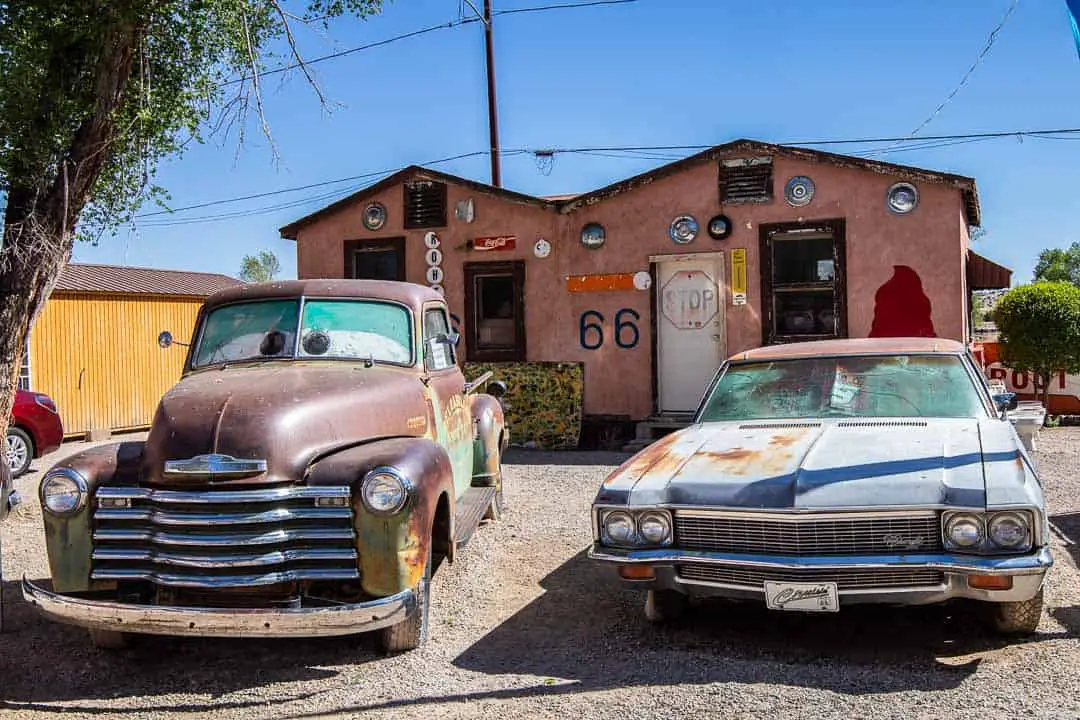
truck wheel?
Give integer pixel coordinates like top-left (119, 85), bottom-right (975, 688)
top-left (88, 628), bottom-right (129, 649)
top-left (379, 547), bottom-right (431, 654)
top-left (644, 589), bottom-right (688, 623)
top-left (986, 587), bottom-right (1044, 635)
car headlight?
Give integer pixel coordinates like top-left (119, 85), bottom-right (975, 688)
top-left (40, 469), bottom-right (88, 515)
top-left (989, 511), bottom-right (1031, 550)
top-left (360, 467), bottom-right (411, 515)
top-left (602, 511), bottom-right (636, 545)
top-left (638, 511), bottom-right (673, 545)
top-left (945, 513), bottom-right (983, 549)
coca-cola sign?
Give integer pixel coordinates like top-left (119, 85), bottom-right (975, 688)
top-left (473, 235), bottom-right (516, 251)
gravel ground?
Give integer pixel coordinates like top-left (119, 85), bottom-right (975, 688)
top-left (1, 429), bottom-right (1079, 719)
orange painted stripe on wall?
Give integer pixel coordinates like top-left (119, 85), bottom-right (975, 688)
top-left (565, 273), bottom-right (636, 292)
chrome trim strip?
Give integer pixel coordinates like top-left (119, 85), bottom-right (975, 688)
top-left (92, 547), bottom-right (357, 568)
top-left (93, 506), bottom-right (352, 526)
top-left (672, 508), bottom-right (938, 521)
top-left (163, 454), bottom-right (268, 477)
top-left (588, 545), bottom-right (1054, 575)
top-left (89, 567), bottom-right (360, 587)
top-left (93, 527), bottom-right (355, 547)
top-left (97, 486), bottom-right (351, 504)
top-left (22, 576), bottom-right (412, 638)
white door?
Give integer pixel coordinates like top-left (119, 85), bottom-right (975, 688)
top-left (656, 254), bottom-right (726, 414)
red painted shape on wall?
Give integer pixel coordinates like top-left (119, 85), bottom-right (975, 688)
top-left (473, 236), bottom-right (517, 251)
top-left (869, 265), bottom-right (937, 338)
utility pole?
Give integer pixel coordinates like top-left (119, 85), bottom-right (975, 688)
top-left (483, 0), bottom-right (502, 187)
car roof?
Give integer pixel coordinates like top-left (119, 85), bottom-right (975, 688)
top-left (728, 337), bottom-right (968, 362)
top-left (203, 279), bottom-right (444, 312)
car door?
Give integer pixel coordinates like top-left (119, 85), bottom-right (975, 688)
top-left (421, 304), bottom-right (473, 499)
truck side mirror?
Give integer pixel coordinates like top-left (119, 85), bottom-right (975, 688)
top-left (158, 331), bottom-right (174, 349)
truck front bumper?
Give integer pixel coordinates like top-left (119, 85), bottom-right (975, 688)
top-left (21, 577), bottom-right (415, 638)
top-left (588, 546), bottom-right (1053, 605)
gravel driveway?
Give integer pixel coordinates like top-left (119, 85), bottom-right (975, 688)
top-left (1, 429), bottom-right (1079, 719)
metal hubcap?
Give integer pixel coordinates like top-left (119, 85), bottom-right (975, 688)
top-left (7, 434), bottom-right (28, 470)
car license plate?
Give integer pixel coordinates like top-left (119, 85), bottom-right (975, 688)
top-left (764, 581), bottom-right (839, 613)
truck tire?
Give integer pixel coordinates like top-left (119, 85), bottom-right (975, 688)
top-left (379, 547), bottom-right (431, 654)
top-left (88, 628), bottom-right (129, 649)
top-left (644, 589), bottom-right (688, 623)
top-left (987, 586), bottom-right (1044, 635)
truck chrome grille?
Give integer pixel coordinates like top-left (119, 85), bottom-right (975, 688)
top-left (673, 512), bottom-right (942, 555)
top-left (678, 563), bottom-right (946, 590)
top-left (91, 485), bottom-right (358, 588)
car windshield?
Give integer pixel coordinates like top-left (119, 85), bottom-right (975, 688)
top-left (698, 354), bottom-right (989, 421)
top-left (192, 299), bottom-right (413, 367)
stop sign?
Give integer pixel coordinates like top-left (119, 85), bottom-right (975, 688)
top-left (661, 270), bottom-right (719, 329)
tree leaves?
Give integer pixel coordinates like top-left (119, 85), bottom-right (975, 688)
top-left (239, 249), bottom-right (281, 282)
top-left (1033, 242), bottom-right (1080, 286)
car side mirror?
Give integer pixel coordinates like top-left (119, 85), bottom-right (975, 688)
top-left (441, 332), bottom-right (460, 347)
top-left (993, 392), bottom-right (1018, 414)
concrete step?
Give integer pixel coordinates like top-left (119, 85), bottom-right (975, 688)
top-left (622, 415), bottom-right (694, 452)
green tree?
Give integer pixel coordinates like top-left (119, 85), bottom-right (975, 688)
top-left (992, 281), bottom-right (1080, 408)
top-left (1033, 242), bottom-right (1080, 285)
top-left (0, 1), bottom-right (386, 450)
top-left (239, 250), bottom-right (281, 283)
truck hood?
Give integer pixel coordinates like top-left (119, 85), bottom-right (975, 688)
top-left (597, 418), bottom-right (1037, 510)
top-left (141, 363), bottom-right (430, 485)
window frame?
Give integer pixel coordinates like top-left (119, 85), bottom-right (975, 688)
top-left (463, 260), bottom-right (526, 362)
top-left (343, 237), bottom-right (406, 281)
top-left (759, 219), bottom-right (848, 345)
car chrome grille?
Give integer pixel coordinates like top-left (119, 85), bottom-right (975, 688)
top-left (91, 485), bottom-right (358, 588)
top-left (673, 512), bottom-right (942, 555)
top-left (678, 563), bottom-right (946, 590)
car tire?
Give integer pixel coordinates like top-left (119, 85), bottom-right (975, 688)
top-left (379, 546), bottom-right (431, 654)
top-left (6, 427), bottom-right (33, 478)
top-left (644, 589), bottom-right (688, 623)
top-left (88, 628), bottom-right (129, 649)
top-left (987, 586), bottom-right (1044, 635)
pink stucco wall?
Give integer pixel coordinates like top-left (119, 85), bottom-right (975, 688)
top-left (294, 153), bottom-right (971, 421)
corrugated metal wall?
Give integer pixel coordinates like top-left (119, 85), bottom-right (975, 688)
top-left (28, 293), bottom-right (203, 436)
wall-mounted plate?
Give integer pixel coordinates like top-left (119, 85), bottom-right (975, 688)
top-left (784, 176), bottom-right (815, 207)
top-left (633, 271), bottom-right (652, 290)
top-left (534, 238), bottom-right (552, 258)
top-left (707, 214), bottom-right (732, 240)
top-left (669, 215), bottom-right (699, 244)
top-left (362, 202), bottom-right (387, 231)
top-left (581, 223), bottom-right (605, 250)
top-left (886, 182), bottom-right (919, 214)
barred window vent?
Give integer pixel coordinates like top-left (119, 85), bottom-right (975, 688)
top-left (403, 180), bottom-right (447, 229)
top-left (719, 157), bottom-right (774, 203)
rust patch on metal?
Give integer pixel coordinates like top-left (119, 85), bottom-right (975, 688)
top-left (769, 433), bottom-right (803, 449)
top-left (697, 446), bottom-right (793, 477)
top-left (605, 432), bottom-right (681, 484)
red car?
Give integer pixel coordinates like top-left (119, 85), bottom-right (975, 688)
top-left (8, 389), bottom-right (63, 478)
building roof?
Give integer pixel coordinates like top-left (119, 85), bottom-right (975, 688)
top-left (279, 138), bottom-right (982, 239)
top-left (55, 263), bottom-right (243, 298)
top-left (731, 337), bottom-right (968, 362)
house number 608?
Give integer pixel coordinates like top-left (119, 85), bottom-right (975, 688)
top-left (579, 309), bottom-right (640, 350)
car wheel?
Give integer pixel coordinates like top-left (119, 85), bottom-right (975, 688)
top-left (88, 628), bottom-right (129, 649)
top-left (6, 427), bottom-right (32, 478)
top-left (379, 546), bottom-right (431, 654)
top-left (644, 589), bottom-right (688, 623)
top-left (986, 586), bottom-right (1044, 636)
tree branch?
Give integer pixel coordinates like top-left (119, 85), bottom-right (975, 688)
top-left (240, 11), bottom-right (280, 165)
top-left (269, 0), bottom-right (329, 109)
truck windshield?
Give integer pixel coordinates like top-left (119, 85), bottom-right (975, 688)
top-left (698, 354), bottom-right (989, 421)
top-left (192, 299), bottom-right (413, 367)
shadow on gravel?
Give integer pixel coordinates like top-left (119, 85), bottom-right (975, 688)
top-left (0, 578), bottom-right (378, 713)
top-left (1049, 512), bottom-right (1080, 567)
top-left (303, 549), bottom-right (1066, 716)
top-left (503, 449), bottom-right (630, 467)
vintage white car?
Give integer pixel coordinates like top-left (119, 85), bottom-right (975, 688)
top-left (589, 338), bottom-right (1051, 635)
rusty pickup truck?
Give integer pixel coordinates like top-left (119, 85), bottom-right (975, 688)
top-left (23, 279), bottom-right (508, 653)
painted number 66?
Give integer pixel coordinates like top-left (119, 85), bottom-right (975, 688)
top-left (580, 308), bottom-right (640, 350)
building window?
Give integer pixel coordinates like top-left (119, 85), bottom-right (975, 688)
top-left (718, 157), bottom-right (773, 203)
top-left (17, 337), bottom-right (30, 391)
top-left (423, 307), bottom-right (457, 371)
top-left (760, 221), bottom-right (847, 344)
top-left (343, 238), bottom-right (405, 281)
top-left (464, 261), bottom-right (525, 362)
top-left (403, 180), bottom-right (448, 229)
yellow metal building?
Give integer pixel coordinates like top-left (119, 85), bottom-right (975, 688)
top-left (23, 264), bottom-right (242, 439)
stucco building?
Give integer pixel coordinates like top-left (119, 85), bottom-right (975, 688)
top-left (280, 139), bottom-right (1011, 448)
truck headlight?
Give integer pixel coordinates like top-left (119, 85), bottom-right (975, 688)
top-left (988, 511), bottom-right (1031, 550)
top-left (360, 466), bottom-right (411, 515)
top-left (40, 469), bottom-right (88, 515)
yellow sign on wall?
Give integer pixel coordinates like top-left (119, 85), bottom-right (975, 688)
top-left (731, 249), bottom-right (747, 306)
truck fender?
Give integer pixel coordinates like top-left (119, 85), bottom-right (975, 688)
top-left (470, 393), bottom-right (507, 486)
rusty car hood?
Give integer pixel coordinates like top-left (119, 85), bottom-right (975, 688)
top-left (597, 418), bottom-right (1038, 510)
top-left (141, 363), bottom-right (430, 485)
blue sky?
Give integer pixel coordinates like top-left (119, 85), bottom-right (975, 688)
top-left (72, 0), bottom-right (1080, 284)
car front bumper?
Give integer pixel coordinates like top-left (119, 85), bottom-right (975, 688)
top-left (21, 577), bottom-right (415, 638)
top-left (588, 545), bottom-right (1053, 605)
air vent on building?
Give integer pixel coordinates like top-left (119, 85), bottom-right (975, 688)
top-left (403, 180), bottom-right (448, 229)
top-left (718, 157), bottom-right (774, 203)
